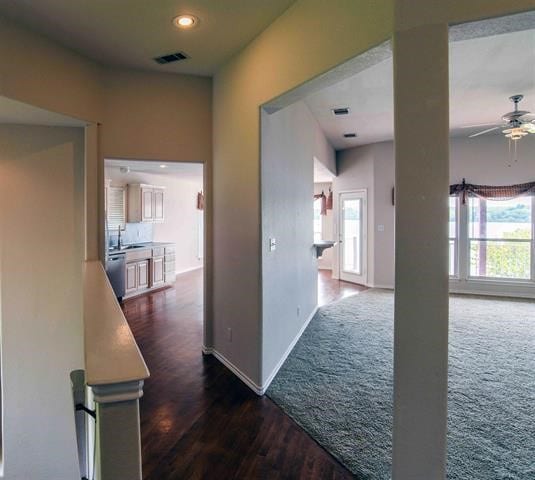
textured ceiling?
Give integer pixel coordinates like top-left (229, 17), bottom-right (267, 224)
top-left (0, 0), bottom-right (295, 76)
top-left (105, 159), bottom-right (203, 179)
top-left (304, 26), bottom-right (535, 150)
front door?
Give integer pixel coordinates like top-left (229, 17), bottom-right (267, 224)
top-left (339, 191), bottom-right (367, 285)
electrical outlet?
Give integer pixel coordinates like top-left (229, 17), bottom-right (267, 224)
top-left (227, 327), bottom-right (232, 342)
top-left (269, 238), bottom-right (276, 252)
top-left (297, 305), bottom-right (301, 316)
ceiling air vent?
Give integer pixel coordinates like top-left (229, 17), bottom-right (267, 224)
top-left (344, 133), bottom-right (357, 138)
top-left (154, 51), bottom-right (189, 64)
top-left (332, 107), bottom-right (350, 116)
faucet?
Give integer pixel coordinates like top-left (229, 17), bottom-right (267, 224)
top-left (117, 226), bottom-right (123, 249)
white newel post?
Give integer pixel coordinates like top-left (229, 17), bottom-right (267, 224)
top-left (91, 381), bottom-right (145, 480)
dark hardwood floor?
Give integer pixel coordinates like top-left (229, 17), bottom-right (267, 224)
top-left (123, 268), bottom-right (360, 479)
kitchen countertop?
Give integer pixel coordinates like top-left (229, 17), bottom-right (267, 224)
top-left (108, 241), bottom-right (175, 253)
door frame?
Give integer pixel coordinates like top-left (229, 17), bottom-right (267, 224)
top-left (338, 189), bottom-right (368, 285)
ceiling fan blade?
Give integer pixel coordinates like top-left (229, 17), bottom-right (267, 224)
top-left (469, 126), bottom-right (501, 138)
top-left (460, 122), bottom-right (501, 129)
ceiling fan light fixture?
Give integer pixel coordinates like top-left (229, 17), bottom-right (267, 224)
top-left (503, 127), bottom-right (528, 141)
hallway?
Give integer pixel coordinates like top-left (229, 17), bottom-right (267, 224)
top-left (123, 269), bottom-right (354, 479)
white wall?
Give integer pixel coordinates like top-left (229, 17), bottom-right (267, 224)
top-left (105, 167), bottom-right (204, 274)
top-left (261, 101), bottom-right (335, 387)
top-left (0, 125), bottom-right (84, 479)
top-left (212, 0), bottom-right (393, 390)
top-left (373, 142), bottom-right (396, 288)
top-left (335, 134), bottom-right (535, 288)
top-left (101, 69), bottom-right (212, 165)
top-left (314, 182), bottom-right (334, 270)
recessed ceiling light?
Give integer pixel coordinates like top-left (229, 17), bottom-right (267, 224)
top-left (160, 164), bottom-right (167, 169)
top-left (173, 14), bottom-right (198, 29)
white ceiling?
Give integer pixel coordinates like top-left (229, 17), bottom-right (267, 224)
top-left (305, 27), bottom-right (535, 150)
top-left (0, 0), bottom-right (295, 76)
top-left (0, 96), bottom-right (86, 127)
top-left (105, 159), bottom-right (203, 180)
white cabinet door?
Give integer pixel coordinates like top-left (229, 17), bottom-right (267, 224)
top-left (125, 263), bottom-right (137, 294)
top-left (141, 187), bottom-right (153, 222)
top-left (152, 257), bottom-right (165, 286)
top-left (153, 188), bottom-right (164, 223)
top-left (137, 260), bottom-right (149, 289)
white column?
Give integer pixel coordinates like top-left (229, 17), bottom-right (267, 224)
top-left (392, 22), bottom-right (450, 480)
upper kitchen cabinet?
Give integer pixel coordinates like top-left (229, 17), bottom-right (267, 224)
top-left (127, 184), bottom-right (165, 223)
top-left (105, 181), bottom-right (126, 230)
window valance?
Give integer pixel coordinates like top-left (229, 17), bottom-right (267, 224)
top-left (450, 179), bottom-right (535, 204)
top-left (197, 191), bottom-right (204, 210)
top-left (314, 188), bottom-right (333, 216)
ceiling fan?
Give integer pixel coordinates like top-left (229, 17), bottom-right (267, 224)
top-left (464, 94), bottom-right (535, 140)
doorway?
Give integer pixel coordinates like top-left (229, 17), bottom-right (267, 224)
top-left (339, 190), bottom-right (367, 285)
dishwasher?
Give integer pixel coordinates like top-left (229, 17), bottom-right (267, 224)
top-left (105, 251), bottom-right (126, 301)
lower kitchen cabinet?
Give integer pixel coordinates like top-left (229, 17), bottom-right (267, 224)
top-left (124, 244), bottom-right (176, 299)
top-left (126, 263), bottom-right (137, 294)
top-left (137, 260), bottom-right (149, 289)
top-left (152, 256), bottom-right (165, 287)
top-left (126, 260), bottom-right (150, 294)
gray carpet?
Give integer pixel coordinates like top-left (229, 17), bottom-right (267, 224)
top-left (267, 290), bottom-right (535, 479)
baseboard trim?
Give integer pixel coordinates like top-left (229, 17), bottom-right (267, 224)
top-left (176, 265), bottom-right (203, 276)
top-left (210, 349), bottom-right (264, 395)
top-left (207, 307), bottom-right (319, 396)
top-left (201, 345), bottom-right (213, 355)
top-left (260, 305), bottom-right (319, 394)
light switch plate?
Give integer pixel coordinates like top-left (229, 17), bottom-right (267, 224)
top-left (269, 238), bottom-right (276, 251)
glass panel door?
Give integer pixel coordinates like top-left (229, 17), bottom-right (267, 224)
top-left (339, 191), bottom-right (367, 284)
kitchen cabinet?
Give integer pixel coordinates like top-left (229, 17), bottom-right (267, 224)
top-left (164, 246), bottom-right (176, 284)
top-left (125, 260), bottom-right (149, 294)
top-left (125, 263), bottom-right (137, 294)
top-left (137, 260), bottom-right (149, 289)
top-left (153, 188), bottom-right (165, 222)
top-left (124, 243), bottom-right (176, 298)
top-left (152, 256), bottom-right (165, 287)
top-left (127, 184), bottom-right (165, 223)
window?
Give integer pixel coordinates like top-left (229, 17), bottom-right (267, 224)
top-left (448, 195), bottom-right (534, 283)
top-left (313, 198), bottom-right (322, 242)
top-left (468, 197), bottom-right (532, 280)
top-left (449, 196), bottom-right (458, 277)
